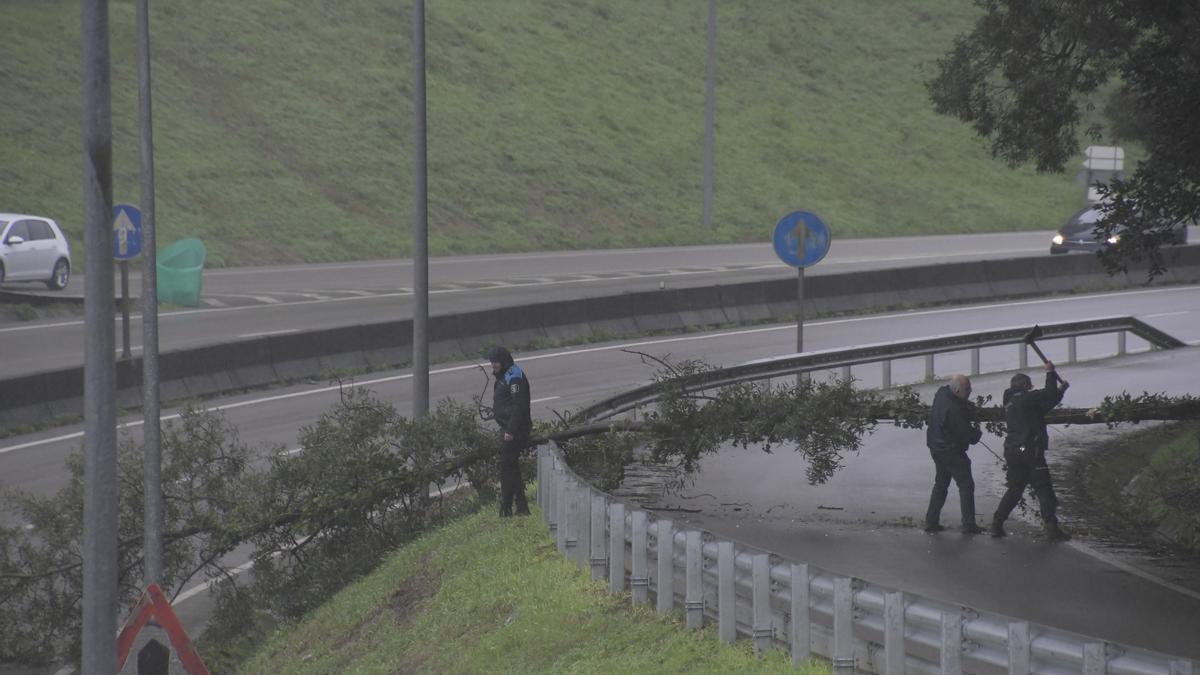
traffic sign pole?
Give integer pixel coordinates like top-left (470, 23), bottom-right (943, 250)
top-left (120, 260), bottom-right (130, 359)
top-left (772, 210), bottom-right (831, 385)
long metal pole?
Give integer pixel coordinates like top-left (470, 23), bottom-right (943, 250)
top-left (701, 0), bottom-right (716, 228)
top-left (411, 0), bottom-right (429, 417)
top-left (81, 0), bottom-right (118, 671)
top-left (137, 0), bottom-right (163, 586)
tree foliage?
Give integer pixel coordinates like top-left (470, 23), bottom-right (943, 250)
top-left (4, 361), bottom-right (1200, 668)
top-left (928, 1), bottom-right (1200, 278)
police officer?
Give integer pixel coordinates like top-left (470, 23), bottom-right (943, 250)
top-left (487, 346), bottom-right (532, 517)
top-left (924, 374), bottom-right (985, 534)
top-left (991, 362), bottom-right (1071, 541)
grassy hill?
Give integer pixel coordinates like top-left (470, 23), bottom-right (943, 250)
top-left (233, 503), bottom-right (825, 674)
top-left (2, 0), bottom-right (1086, 268)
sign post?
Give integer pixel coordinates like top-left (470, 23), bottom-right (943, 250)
top-left (772, 210), bottom-right (832, 360)
top-left (112, 204), bottom-right (144, 360)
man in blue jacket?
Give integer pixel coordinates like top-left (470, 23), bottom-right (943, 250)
top-left (487, 345), bottom-right (532, 517)
top-left (924, 374), bottom-right (985, 534)
top-left (990, 363), bottom-right (1070, 541)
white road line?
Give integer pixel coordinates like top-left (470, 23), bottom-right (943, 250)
top-left (3, 291), bottom-right (1199, 457)
top-left (531, 396), bottom-right (559, 404)
top-left (202, 298), bottom-right (230, 307)
top-left (1144, 311), bottom-right (1189, 318)
top-left (4, 276), bottom-right (1198, 334)
top-left (238, 329), bottom-right (300, 339)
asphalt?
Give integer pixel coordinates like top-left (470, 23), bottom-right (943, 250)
top-left (642, 348), bottom-right (1200, 659)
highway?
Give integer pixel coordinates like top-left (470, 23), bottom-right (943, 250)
top-left (3, 279), bottom-right (1200, 662)
top-left (0, 231), bottom-right (1058, 380)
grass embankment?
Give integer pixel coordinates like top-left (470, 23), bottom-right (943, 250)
top-left (3, 1), bottom-right (1085, 268)
top-left (1069, 422), bottom-right (1200, 556)
top-left (239, 503), bottom-right (828, 674)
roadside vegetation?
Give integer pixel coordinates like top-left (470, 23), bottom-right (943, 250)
top-left (236, 502), bottom-right (827, 674)
top-left (2, 0), bottom-right (1086, 268)
top-left (1066, 422), bottom-right (1200, 558)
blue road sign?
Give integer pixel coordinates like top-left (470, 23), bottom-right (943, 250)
top-left (772, 211), bottom-right (831, 268)
top-left (112, 203), bottom-right (143, 260)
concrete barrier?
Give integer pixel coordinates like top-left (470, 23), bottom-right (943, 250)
top-left (4, 246), bottom-right (1200, 428)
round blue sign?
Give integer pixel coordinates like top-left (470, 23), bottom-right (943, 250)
top-left (772, 211), bottom-right (831, 268)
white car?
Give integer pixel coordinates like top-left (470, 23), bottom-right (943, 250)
top-left (0, 214), bottom-right (72, 290)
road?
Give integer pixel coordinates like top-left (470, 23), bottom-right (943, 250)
top-left (3, 282), bottom-right (1200, 663)
top-left (0, 231), bottom-right (1058, 380)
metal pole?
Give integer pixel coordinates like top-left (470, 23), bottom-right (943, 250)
top-left (137, 0), bottom-right (163, 586)
top-left (411, 0), bottom-right (429, 417)
top-left (120, 260), bottom-right (130, 358)
top-left (82, 0), bottom-right (118, 671)
top-left (701, 0), bottom-right (716, 228)
top-left (796, 266), bottom-right (804, 352)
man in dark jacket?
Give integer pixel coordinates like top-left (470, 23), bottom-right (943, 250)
top-left (924, 374), bottom-right (985, 534)
top-left (990, 362), bottom-right (1071, 541)
top-left (487, 345), bottom-right (532, 517)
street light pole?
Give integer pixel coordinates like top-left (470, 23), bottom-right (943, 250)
top-left (702, 0), bottom-right (716, 228)
top-left (136, 0), bottom-right (164, 586)
top-left (412, 0), bottom-right (429, 418)
top-left (81, 0), bottom-right (118, 672)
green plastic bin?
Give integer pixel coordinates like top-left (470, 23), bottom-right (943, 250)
top-left (157, 239), bottom-right (207, 306)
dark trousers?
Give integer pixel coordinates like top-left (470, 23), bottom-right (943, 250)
top-left (499, 434), bottom-right (530, 517)
top-left (993, 445), bottom-right (1058, 525)
top-left (925, 449), bottom-right (976, 528)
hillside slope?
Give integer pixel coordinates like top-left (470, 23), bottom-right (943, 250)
top-left (2, 1), bottom-right (1083, 267)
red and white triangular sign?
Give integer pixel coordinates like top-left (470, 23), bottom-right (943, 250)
top-left (116, 584), bottom-right (210, 675)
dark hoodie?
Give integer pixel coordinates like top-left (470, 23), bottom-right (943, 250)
top-left (488, 346), bottom-right (531, 437)
top-left (1002, 371), bottom-right (1064, 451)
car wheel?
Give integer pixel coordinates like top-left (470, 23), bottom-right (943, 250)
top-left (45, 259), bottom-right (70, 290)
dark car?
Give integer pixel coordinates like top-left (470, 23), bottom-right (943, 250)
top-left (1050, 205), bottom-right (1189, 254)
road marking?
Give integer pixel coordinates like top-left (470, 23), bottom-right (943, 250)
top-left (531, 396), bottom-right (559, 404)
top-left (3, 279), bottom-right (1200, 335)
top-left (1144, 311), bottom-right (1189, 318)
top-left (202, 298), bottom-right (229, 307)
top-left (238, 329), bottom-right (300, 339)
top-left (2, 294), bottom-right (1198, 457)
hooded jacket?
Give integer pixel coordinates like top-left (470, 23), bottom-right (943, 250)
top-left (1003, 371), bottom-right (1064, 451)
top-left (926, 384), bottom-right (981, 453)
top-left (488, 347), bottom-right (531, 437)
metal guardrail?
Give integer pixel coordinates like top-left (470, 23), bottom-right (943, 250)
top-left (544, 316), bottom-right (1196, 673)
top-left (576, 315), bottom-right (1185, 422)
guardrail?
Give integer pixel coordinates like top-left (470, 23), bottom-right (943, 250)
top-left (575, 315), bottom-right (1185, 422)
top-left (543, 317), bottom-right (1196, 673)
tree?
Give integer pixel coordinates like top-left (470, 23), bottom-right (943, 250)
top-left (928, 1), bottom-right (1200, 279)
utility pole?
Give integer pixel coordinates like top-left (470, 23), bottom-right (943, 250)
top-left (701, 0), bottom-right (716, 228)
top-left (411, 0), bottom-right (429, 417)
top-left (136, 0), bottom-right (164, 586)
top-left (81, 0), bottom-right (118, 672)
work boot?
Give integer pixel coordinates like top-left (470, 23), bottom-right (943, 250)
top-left (923, 522), bottom-right (945, 533)
top-left (961, 523), bottom-right (984, 535)
top-left (1044, 523), bottom-right (1071, 542)
top-left (989, 519), bottom-right (1007, 538)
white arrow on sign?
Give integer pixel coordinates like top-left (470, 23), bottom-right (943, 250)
top-left (114, 209), bottom-right (136, 256)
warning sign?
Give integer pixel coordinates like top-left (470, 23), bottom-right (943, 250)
top-left (116, 584), bottom-right (210, 675)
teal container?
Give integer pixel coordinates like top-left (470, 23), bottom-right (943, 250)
top-left (157, 239), bottom-right (207, 306)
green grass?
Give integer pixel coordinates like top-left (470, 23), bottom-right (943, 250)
top-left (239, 500), bottom-right (827, 674)
top-left (3, 0), bottom-right (1092, 268)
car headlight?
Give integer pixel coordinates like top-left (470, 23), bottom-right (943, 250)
top-left (1051, 234), bottom-right (1064, 245)
top-left (1107, 234), bottom-right (1120, 244)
